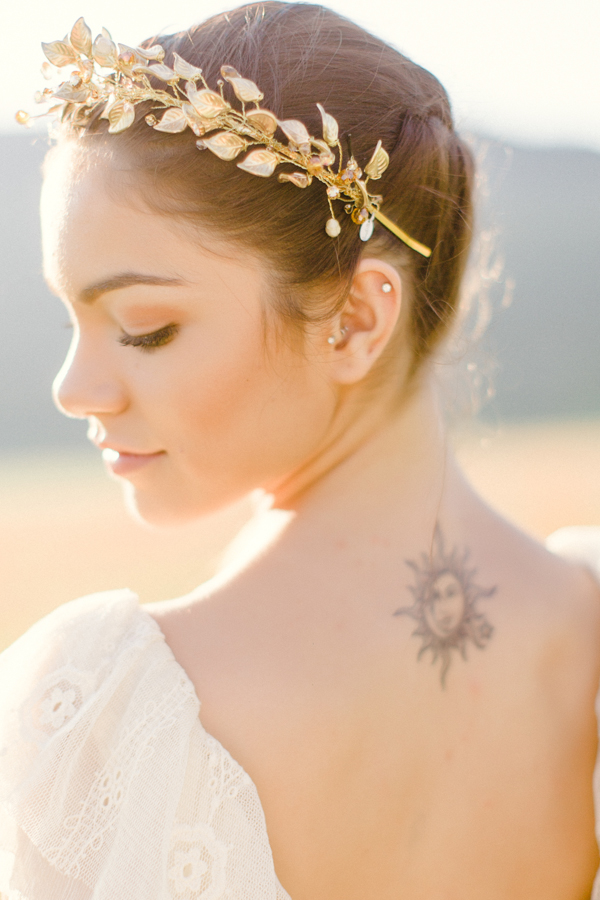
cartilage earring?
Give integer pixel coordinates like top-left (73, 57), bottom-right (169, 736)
top-left (382, 282), bottom-right (392, 293)
top-left (327, 326), bottom-right (349, 346)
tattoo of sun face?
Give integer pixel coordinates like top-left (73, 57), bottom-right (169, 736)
top-left (394, 525), bottom-right (496, 687)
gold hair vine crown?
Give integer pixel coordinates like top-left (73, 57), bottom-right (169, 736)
top-left (17, 17), bottom-right (432, 258)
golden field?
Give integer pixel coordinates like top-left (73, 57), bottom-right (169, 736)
top-left (1, 417), bottom-right (599, 654)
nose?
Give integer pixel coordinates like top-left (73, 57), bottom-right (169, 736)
top-left (52, 331), bottom-right (128, 420)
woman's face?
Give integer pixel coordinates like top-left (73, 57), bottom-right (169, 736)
top-left (424, 572), bottom-right (465, 638)
top-left (41, 147), bottom-right (339, 524)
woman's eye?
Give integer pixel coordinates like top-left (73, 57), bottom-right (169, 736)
top-left (118, 323), bottom-right (179, 351)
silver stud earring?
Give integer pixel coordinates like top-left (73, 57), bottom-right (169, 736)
top-left (382, 282), bottom-right (392, 293)
top-left (327, 326), bottom-right (349, 346)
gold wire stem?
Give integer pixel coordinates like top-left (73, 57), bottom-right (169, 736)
top-left (373, 210), bottom-right (432, 258)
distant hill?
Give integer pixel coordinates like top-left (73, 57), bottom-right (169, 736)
top-left (0, 134), bottom-right (599, 452)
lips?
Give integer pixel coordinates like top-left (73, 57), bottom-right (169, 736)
top-left (101, 447), bottom-right (165, 477)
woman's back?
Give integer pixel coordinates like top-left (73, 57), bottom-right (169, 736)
top-left (149, 431), bottom-right (600, 900)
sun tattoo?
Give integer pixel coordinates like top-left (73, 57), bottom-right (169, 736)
top-left (394, 525), bottom-right (496, 687)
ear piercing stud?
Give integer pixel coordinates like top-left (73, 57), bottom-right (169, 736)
top-left (327, 283), bottom-right (391, 345)
top-left (327, 326), bottom-right (349, 346)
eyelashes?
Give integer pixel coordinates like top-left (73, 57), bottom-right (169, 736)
top-left (118, 323), bottom-right (179, 351)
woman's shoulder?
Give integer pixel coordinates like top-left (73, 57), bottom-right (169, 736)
top-left (542, 525), bottom-right (600, 680)
top-left (471, 503), bottom-right (600, 625)
top-left (535, 524), bottom-right (600, 631)
top-left (507, 525), bottom-right (600, 734)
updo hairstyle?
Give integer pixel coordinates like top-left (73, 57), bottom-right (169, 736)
top-left (60, 2), bottom-right (475, 375)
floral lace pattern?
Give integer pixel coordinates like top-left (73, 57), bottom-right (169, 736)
top-left (168, 824), bottom-right (228, 899)
top-left (39, 686), bottom-right (77, 730)
top-left (21, 665), bottom-right (94, 742)
top-left (0, 590), bottom-right (291, 900)
top-left (43, 679), bottom-right (195, 885)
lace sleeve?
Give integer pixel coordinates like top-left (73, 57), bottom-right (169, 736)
top-left (0, 590), bottom-right (199, 900)
top-left (0, 591), bottom-right (291, 900)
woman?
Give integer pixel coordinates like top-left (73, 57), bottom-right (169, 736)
top-left (1, 3), bottom-right (600, 898)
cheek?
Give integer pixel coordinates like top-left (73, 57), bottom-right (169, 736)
top-left (135, 325), bottom-right (335, 490)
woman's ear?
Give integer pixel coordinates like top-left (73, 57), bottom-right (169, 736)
top-left (326, 258), bottom-right (403, 385)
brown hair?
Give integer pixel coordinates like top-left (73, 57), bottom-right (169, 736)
top-left (62, 2), bottom-right (474, 373)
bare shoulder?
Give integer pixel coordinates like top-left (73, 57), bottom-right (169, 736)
top-left (467, 503), bottom-right (600, 716)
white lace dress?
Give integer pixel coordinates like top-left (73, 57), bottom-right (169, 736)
top-left (0, 527), bottom-right (599, 900)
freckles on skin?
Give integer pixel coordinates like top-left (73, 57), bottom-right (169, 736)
top-left (41, 146), bottom-right (339, 524)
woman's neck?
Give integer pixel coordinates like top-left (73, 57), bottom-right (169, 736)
top-left (268, 374), bottom-right (449, 521)
top-left (198, 375), bottom-right (465, 603)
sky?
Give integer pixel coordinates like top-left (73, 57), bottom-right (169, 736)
top-left (3, 0), bottom-right (599, 150)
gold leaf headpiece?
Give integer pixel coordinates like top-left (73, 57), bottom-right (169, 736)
top-left (18, 17), bottom-right (431, 258)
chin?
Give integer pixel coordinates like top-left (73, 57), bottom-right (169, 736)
top-left (120, 481), bottom-right (205, 528)
top-left (120, 479), bottom-right (250, 528)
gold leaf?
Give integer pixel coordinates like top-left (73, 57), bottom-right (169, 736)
top-left (41, 40), bottom-right (78, 68)
top-left (93, 34), bottom-right (118, 68)
top-left (70, 17), bottom-right (92, 57)
top-left (145, 63), bottom-right (177, 81)
top-left (223, 74), bottom-right (264, 104)
top-left (107, 100), bottom-right (135, 133)
top-left (316, 103), bottom-right (339, 146)
top-left (245, 108), bottom-right (278, 135)
top-left (278, 119), bottom-right (311, 147)
top-left (364, 140), bottom-right (389, 180)
top-left (52, 83), bottom-right (89, 103)
top-left (311, 138), bottom-right (330, 154)
top-left (199, 120), bottom-right (222, 135)
top-left (181, 102), bottom-right (206, 135)
top-left (173, 52), bottom-right (203, 81)
top-left (237, 148), bottom-right (279, 178)
top-left (187, 87), bottom-right (229, 118)
top-left (98, 98), bottom-right (113, 119)
top-left (131, 64), bottom-right (155, 78)
top-left (153, 108), bottom-right (188, 133)
top-left (78, 58), bottom-right (94, 82)
top-left (204, 132), bottom-right (247, 160)
top-left (135, 44), bottom-right (165, 62)
top-left (278, 171), bottom-right (311, 188)
top-left (117, 43), bottom-right (143, 66)
top-left (100, 94), bottom-right (116, 119)
top-left (220, 65), bottom-right (241, 80)
top-left (41, 62), bottom-right (54, 80)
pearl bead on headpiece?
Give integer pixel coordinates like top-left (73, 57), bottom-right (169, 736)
top-left (17, 17), bottom-right (432, 257)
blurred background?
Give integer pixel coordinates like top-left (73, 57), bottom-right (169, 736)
top-left (1, 0), bottom-right (599, 651)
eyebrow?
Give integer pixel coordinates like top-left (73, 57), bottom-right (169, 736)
top-left (78, 273), bottom-right (187, 304)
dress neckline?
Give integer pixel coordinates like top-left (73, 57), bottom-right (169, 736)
top-left (136, 599), bottom-right (292, 899)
